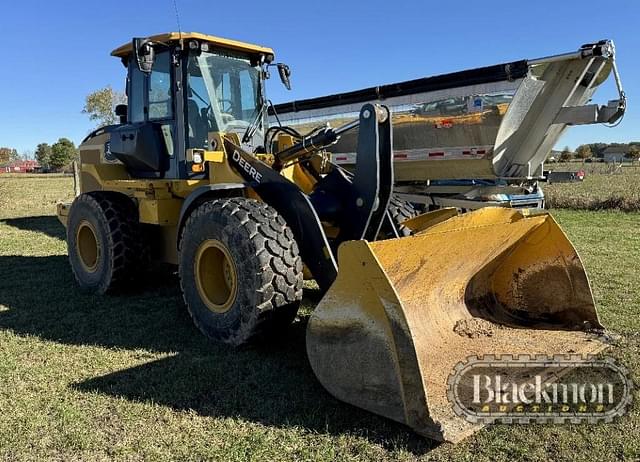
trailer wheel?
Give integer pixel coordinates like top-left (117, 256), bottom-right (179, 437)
top-left (179, 198), bottom-right (303, 345)
top-left (67, 192), bottom-right (143, 294)
top-left (382, 195), bottom-right (419, 238)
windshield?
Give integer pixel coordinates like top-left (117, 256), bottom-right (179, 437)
top-left (186, 50), bottom-right (263, 149)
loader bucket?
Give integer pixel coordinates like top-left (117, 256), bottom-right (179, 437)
top-left (306, 207), bottom-right (605, 442)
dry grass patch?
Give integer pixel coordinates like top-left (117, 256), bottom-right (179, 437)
top-left (545, 163), bottom-right (640, 211)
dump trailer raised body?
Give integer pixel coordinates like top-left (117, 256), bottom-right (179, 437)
top-left (58, 32), bottom-right (608, 443)
top-left (270, 40), bottom-right (624, 209)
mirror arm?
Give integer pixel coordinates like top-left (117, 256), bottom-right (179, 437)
top-left (266, 62), bottom-right (292, 90)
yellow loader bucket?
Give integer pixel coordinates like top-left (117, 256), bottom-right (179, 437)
top-left (306, 208), bottom-right (605, 442)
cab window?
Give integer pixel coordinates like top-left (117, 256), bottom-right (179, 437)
top-left (148, 52), bottom-right (173, 120)
top-left (128, 65), bottom-right (145, 123)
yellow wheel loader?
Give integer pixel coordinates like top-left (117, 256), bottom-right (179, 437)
top-left (58, 32), bottom-right (606, 442)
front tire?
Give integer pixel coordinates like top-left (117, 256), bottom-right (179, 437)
top-left (179, 197), bottom-right (303, 345)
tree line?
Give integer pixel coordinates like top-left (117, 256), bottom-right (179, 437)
top-left (1, 86), bottom-right (124, 171)
top-left (557, 142), bottom-right (640, 162)
top-left (0, 140), bottom-right (79, 172)
top-left (0, 139), bottom-right (78, 172)
top-left (35, 86), bottom-right (124, 170)
top-left (34, 139), bottom-right (78, 171)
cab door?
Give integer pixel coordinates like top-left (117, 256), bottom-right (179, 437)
top-left (113, 49), bottom-right (181, 178)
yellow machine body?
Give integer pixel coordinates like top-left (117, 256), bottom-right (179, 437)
top-left (60, 114), bottom-right (606, 444)
top-left (57, 32), bottom-right (607, 444)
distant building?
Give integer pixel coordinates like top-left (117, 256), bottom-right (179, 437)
top-left (1, 160), bottom-right (40, 173)
top-left (602, 146), bottom-right (628, 163)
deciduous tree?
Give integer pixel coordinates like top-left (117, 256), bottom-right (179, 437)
top-left (83, 86), bottom-right (127, 128)
top-left (575, 145), bottom-right (592, 159)
top-left (50, 138), bottom-right (77, 171)
top-left (0, 147), bottom-right (19, 164)
top-left (559, 146), bottom-right (573, 162)
top-left (35, 143), bottom-right (52, 169)
top-left (626, 146), bottom-right (640, 161)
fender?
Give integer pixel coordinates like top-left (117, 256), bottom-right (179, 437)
top-left (177, 183), bottom-right (246, 245)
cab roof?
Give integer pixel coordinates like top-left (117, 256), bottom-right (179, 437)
top-left (111, 32), bottom-right (274, 58)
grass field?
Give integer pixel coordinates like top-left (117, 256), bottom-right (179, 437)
top-left (544, 162), bottom-right (640, 211)
top-left (0, 175), bottom-right (638, 461)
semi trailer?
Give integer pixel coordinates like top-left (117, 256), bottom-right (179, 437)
top-left (269, 40), bottom-right (625, 210)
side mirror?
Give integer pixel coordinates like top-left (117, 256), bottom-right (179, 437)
top-left (115, 104), bottom-right (128, 124)
top-left (133, 37), bottom-right (155, 73)
top-left (277, 63), bottom-right (292, 90)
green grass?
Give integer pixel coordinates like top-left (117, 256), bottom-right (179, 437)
top-left (544, 163), bottom-right (640, 211)
top-left (0, 175), bottom-right (638, 461)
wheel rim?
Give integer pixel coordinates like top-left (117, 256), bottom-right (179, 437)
top-left (194, 239), bottom-right (238, 313)
top-left (76, 220), bottom-right (99, 273)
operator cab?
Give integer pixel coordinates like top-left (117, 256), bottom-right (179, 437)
top-left (107, 32), bottom-right (289, 179)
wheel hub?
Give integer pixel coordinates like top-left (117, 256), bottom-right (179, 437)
top-left (194, 239), bottom-right (238, 313)
top-left (76, 220), bottom-right (99, 273)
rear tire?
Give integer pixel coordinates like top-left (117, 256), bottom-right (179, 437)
top-left (179, 197), bottom-right (303, 345)
top-left (67, 192), bottom-right (143, 294)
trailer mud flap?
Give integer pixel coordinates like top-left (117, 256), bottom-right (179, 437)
top-left (306, 208), bottom-right (605, 442)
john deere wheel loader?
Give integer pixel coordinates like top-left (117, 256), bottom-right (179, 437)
top-left (58, 32), bottom-right (607, 442)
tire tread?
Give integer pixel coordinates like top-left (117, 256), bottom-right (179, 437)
top-left (179, 197), bottom-right (303, 345)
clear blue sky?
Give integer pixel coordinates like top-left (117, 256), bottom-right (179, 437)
top-left (2, 0), bottom-right (638, 155)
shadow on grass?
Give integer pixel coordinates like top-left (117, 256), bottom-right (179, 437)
top-left (0, 253), bottom-right (438, 454)
top-left (2, 215), bottom-right (66, 240)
